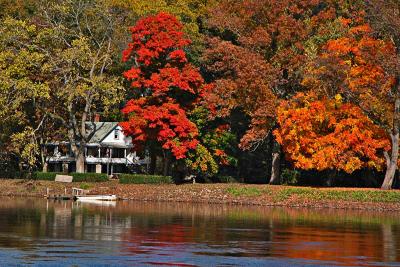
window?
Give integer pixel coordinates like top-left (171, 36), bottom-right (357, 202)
top-left (114, 129), bottom-right (119, 140)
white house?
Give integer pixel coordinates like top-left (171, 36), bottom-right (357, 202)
top-left (44, 122), bottom-right (149, 175)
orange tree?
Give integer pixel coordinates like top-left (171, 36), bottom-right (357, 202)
top-left (274, 93), bottom-right (390, 174)
top-left (121, 12), bottom-right (221, 176)
top-left (302, 15), bottom-right (400, 188)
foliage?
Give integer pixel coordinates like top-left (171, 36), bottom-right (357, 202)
top-left (33, 172), bottom-right (108, 182)
top-left (303, 19), bottom-right (397, 126)
top-left (119, 173), bottom-right (173, 184)
top-left (69, 173), bottom-right (109, 183)
top-left (79, 183), bottom-right (91, 190)
top-left (202, 39), bottom-right (277, 149)
top-left (44, 0), bottom-right (126, 172)
top-left (275, 93), bottom-right (390, 173)
top-left (10, 127), bottom-right (40, 170)
top-left (281, 169), bottom-right (300, 186)
top-left (185, 144), bottom-right (218, 176)
top-left (32, 172), bottom-right (59, 181)
top-left (302, 14), bottom-right (399, 188)
top-left (120, 12), bottom-right (211, 160)
top-left (0, 18), bottom-right (50, 149)
top-left (108, 0), bottom-right (217, 61)
top-left (189, 106), bottom-right (238, 168)
top-left (32, 172), bottom-right (108, 183)
top-left (0, 0), bottom-right (38, 18)
top-left (203, 0), bottom-right (345, 149)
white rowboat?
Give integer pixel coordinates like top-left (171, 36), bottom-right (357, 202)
top-left (75, 195), bottom-right (117, 201)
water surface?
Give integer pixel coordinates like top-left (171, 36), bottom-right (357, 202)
top-left (0, 198), bottom-right (399, 266)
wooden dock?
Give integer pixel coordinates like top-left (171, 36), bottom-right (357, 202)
top-left (46, 194), bottom-right (73, 200)
top-left (45, 187), bottom-right (75, 200)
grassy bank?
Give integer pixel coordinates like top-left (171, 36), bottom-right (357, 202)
top-left (227, 186), bottom-right (400, 203)
top-left (0, 179), bottom-right (399, 211)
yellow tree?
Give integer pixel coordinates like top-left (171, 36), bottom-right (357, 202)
top-left (0, 18), bottom-right (51, 171)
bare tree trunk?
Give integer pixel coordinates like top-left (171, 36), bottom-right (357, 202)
top-left (270, 139), bottom-right (281, 185)
top-left (71, 144), bottom-right (85, 173)
top-left (382, 133), bottom-right (399, 189)
top-left (163, 152), bottom-right (170, 177)
top-left (42, 162), bottom-right (48, 172)
top-left (149, 153), bottom-right (157, 174)
top-left (76, 152), bottom-right (85, 173)
top-left (382, 95), bottom-right (400, 190)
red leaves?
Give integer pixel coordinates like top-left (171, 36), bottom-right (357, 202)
top-left (122, 12), bottom-right (190, 66)
top-left (169, 50), bottom-right (187, 63)
top-left (121, 100), bottom-right (200, 159)
top-left (120, 12), bottom-right (208, 159)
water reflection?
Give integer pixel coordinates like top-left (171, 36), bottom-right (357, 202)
top-left (0, 197), bottom-right (399, 266)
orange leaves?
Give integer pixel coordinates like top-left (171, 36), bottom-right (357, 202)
top-left (322, 22), bottom-right (395, 97)
top-left (303, 16), bottom-right (398, 131)
top-left (274, 93), bottom-right (390, 173)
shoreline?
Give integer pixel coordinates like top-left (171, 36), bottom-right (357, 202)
top-left (1, 179), bottom-right (400, 211)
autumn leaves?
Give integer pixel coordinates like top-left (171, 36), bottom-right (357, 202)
top-left (120, 1), bottom-right (399, 187)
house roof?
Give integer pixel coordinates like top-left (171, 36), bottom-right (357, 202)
top-left (85, 122), bottom-right (119, 143)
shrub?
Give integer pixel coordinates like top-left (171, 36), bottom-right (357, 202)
top-left (119, 174), bottom-right (174, 184)
top-left (70, 173), bottom-right (109, 182)
top-left (32, 172), bottom-right (59, 181)
top-left (79, 183), bottom-right (91, 190)
top-left (33, 172), bottom-right (108, 182)
top-left (281, 169), bottom-right (300, 185)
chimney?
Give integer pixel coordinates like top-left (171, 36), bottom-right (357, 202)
top-left (94, 113), bottom-right (101, 122)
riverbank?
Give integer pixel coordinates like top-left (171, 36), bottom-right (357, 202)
top-left (1, 179), bottom-right (400, 211)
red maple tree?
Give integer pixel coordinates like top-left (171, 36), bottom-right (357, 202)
top-left (120, 12), bottom-right (210, 160)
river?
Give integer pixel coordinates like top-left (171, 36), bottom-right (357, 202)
top-left (0, 198), bottom-right (398, 266)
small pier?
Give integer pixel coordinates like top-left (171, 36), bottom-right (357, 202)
top-left (45, 187), bottom-right (84, 200)
top-left (46, 194), bottom-right (73, 200)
